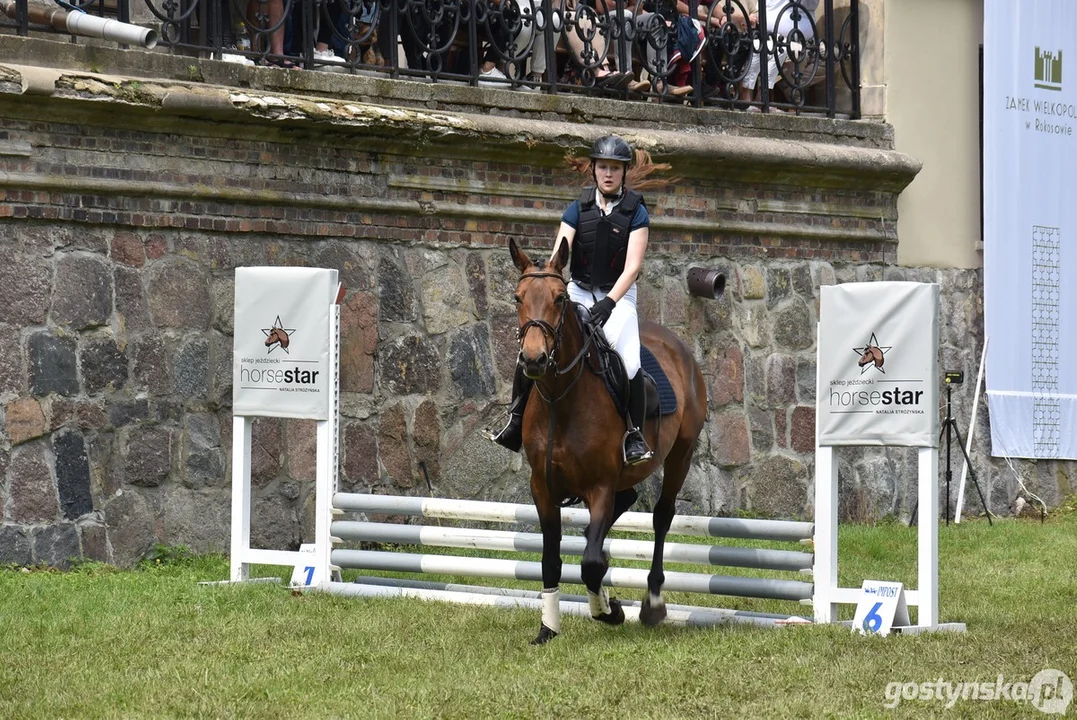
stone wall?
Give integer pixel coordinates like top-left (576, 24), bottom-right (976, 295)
top-left (0, 52), bottom-right (1070, 568)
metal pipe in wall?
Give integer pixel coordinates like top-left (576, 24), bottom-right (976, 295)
top-left (0, 0), bottom-right (158, 48)
top-left (686, 267), bottom-right (726, 300)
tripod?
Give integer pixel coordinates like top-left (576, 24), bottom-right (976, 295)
top-left (910, 381), bottom-right (993, 527)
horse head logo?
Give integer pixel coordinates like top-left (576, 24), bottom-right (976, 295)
top-left (858, 345), bottom-right (884, 370)
top-left (853, 333), bottom-right (890, 374)
top-left (262, 316), bottom-right (295, 353)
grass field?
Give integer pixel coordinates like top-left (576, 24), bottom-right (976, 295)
top-left (2, 510), bottom-right (1075, 719)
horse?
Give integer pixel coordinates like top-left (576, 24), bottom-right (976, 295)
top-left (857, 345), bottom-right (884, 371)
top-left (507, 237), bottom-right (710, 645)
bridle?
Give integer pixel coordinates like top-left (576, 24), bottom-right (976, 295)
top-left (515, 271), bottom-right (596, 403)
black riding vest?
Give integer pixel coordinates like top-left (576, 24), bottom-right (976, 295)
top-left (569, 187), bottom-right (644, 291)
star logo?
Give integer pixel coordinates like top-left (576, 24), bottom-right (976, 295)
top-left (262, 316), bottom-right (296, 354)
top-left (853, 332), bottom-right (891, 374)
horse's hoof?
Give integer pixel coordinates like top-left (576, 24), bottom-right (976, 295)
top-left (530, 623), bottom-right (559, 645)
top-left (592, 598), bottom-right (625, 626)
top-left (640, 598), bottom-right (667, 627)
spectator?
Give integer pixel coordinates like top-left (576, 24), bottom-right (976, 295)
top-left (738, 0), bottom-right (819, 110)
top-left (247, 0), bottom-right (293, 66)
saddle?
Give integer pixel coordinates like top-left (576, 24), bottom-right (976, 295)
top-left (576, 305), bottom-right (679, 419)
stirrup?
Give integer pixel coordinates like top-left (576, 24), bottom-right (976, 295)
top-left (622, 429), bottom-right (653, 466)
top-left (486, 415), bottom-right (523, 452)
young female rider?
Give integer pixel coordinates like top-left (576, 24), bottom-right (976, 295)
top-left (490, 134), bottom-right (653, 466)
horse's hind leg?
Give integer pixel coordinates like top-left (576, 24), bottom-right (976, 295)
top-left (531, 489), bottom-right (563, 645)
top-left (641, 439), bottom-right (693, 627)
top-left (581, 485), bottom-right (625, 626)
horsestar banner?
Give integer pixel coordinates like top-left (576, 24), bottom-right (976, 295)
top-left (984, 0), bottom-right (1077, 459)
top-left (232, 267), bottom-right (338, 420)
top-left (816, 282), bottom-right (939, 447)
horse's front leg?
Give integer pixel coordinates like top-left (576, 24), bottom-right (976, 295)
top-left (532, 488), bottom-right (563, 645)
top-left (581, 485), bottom-right (625, 626)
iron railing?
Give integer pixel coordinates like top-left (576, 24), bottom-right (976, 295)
top-left (4, 0), bottom-right (860, 117)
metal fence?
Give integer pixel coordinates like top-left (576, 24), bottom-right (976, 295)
top-left (4, 0), bottom-right (860, 116)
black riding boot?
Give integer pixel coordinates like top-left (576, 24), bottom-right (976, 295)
top-left (623, 373), bottom-right (654, 466)
top-left (488, 365), bottom-right (533, 452)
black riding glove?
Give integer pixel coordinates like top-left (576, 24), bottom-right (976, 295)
top-left (590, 296), bottom-right (617, 327)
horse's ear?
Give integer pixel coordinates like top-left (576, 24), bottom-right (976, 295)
top-left (509, 238), bottom-right (532, 273)
top-left (551, 237), bottom-right (570, 273)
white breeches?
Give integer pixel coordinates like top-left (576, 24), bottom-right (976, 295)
top-left (568, 281), bottom-right (641, 379)
top-left (742, 11), bottom-right (816, 91)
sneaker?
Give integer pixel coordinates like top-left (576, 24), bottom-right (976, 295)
top-left (313, 48), bottom-right (347, 72)
top-left (478, 66), bottom-right (508, 87)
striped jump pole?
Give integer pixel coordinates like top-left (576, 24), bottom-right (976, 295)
top-left (333, 493), bottom-right (814, 543)
top-left (331, 521), bottom-right (814, 573)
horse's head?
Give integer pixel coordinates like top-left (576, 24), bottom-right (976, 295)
top-left (265, 327), bottom-right (289, 349)
top-left (510, 237), bottom-right (571, 379)
top-left (858, 345), bottom-right (883, 369)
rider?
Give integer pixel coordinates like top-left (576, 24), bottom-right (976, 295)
top-left (490, 134), bottom-right (654, 466)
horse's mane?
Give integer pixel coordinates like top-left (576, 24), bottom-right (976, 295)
top-left (564, 148), bottom-right (677, 192)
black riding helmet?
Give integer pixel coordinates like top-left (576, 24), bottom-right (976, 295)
top-left (590, 135), bottom-right (633, 198)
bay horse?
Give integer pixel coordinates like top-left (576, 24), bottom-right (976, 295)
top-left (508, 238), bottom-right (709, 645)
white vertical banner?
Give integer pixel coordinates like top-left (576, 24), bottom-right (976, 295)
top-left (816, 282), bottom-right (939, 448)
top-left (232, 267), bottom-right (338, 420)
top-left (984, 0), bottom-right (1077, 459)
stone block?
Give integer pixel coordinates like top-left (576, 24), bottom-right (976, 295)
top-left (465, 252), bottom-right (488, 319)
top-left (0, 324), bottom-right (23, 397)
top-left (121, 424), bottom-right (174, 487)
top-left (377, 335), bottom-right (441, 395)
top-left (0, 525), bottom-right (32, 565)
top-left (111, 231), bottom-right (146, 267)
top-left (32, 524), bottom-right (81, 568)
top-left (791, 265), bottom-right (814, 298)
top-left (744, 456), bottom-right (807, 518)
top-left (53, 429), bottom-right (94, 520)
top-left (286, 419), bottom-right (317, 483)
top-left (449, 325), bottom-right (496, 399)
top-left (775, 408), bottom-right (788, 449)
top-left (740, 266), bottom-right (765, 300)
top-left (765, 267), bottom-right (791, 309)
top-left (748, 406), bottom-right (773, 453)
top-left (744, 350), bottom-right (766, 407)
top-left (182, 412), bottom-right (224, 489)
top-left (159, 487), bottom-right (230, 554)
top-left (796, 357), bottom-right (817, 403)
top-left (790, 406), bottom-right (815, 453)
top-left (173, 339), bottom-right (209, 398)
top-left (53, 254), bottom-right (112, 330)
top-left (115, 266), bottom-right (152, 333)
top-left (378, 403), bottom-right (412, 488)
top-left (422, 258), bottom-right (472, 335)
top-left (49, 398), bottom-right (107, 431)
top-left (79, 523), bottom-right (109, 562)
top-left (765, 353), bottom-right (798, 407)
top-left (146, 258), bottom-right (211, 329)
top-left (771, 298), bottom-right (815, 350)
top-left (10, 442), bottom-right (58, 523)
top-left (6, 397), bottom-right (46, 445)
top-left (109, 399), bottom-right (151, 428)
top-left (704, 343), bottom-right (743, 407)
top-left (709, 412), bottom-right (750, 468)
top-left (210, 277), bottom-right (235, 335)
top-left (663, 277), bottom-right (689, 327)
top-left (342, 421), bottom-right (378, 492)
top-left (734, 303), bottom-right (769, 349)
top-left (131, 335), bottom-right (171, 395)
top-left (80, 336), bottom-right (129, 394)
top-left (28, 331), bottom-right (78, 397)
top-left (250, 494), bottom-right (298, 551)
top-left (250, 416), bottom-right (283, 486)
top-left (489, 312), bottom-right (520, 385)
top-left (340, 291), bottom-right (377, 394)
top-left (0, 254), bottom-right (50, 325)
top-left (377, 253), bottom-right (416, 323)
top-left (413, 399), bottom-right (440, 486)
top-left (104, 489), bottom-right (157, 565)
